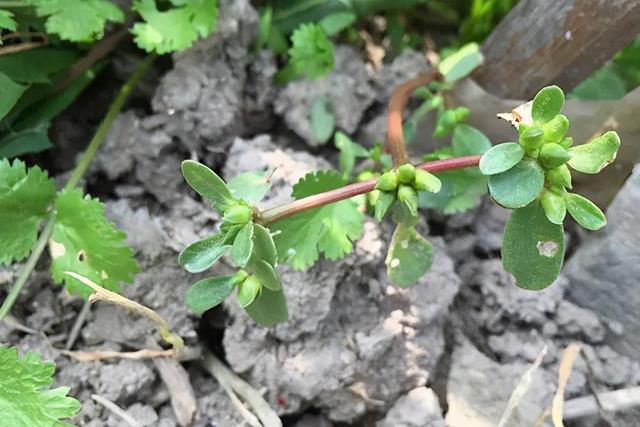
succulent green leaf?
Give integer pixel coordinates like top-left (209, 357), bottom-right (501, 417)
top-left (0, 346), bottom-right (80, 426)
top-left (413, 169), bottom-right (441, 193)
top-left (452, 124), bottom-right (492, 157)
top-left (532, 85), bottom-right (565, 124)
top-left (375, 172), bottom-right (398, 192)
top-left (0, 159), bottom-right (56, 265)
top-left (568, 131), bottom-right (621, 174)
top-left (397, 164), bottom-right (417, 185)
top-left (251, 224), bottom-right (277, 267)
top-left (502, 202), bottom-right (565, 290)
top-left (252, 260), bottom-right (281, 291)
top-left (50, 189), bottom-right (139, 298)
top-left (231, 222), bottom-right (254, 267)
top-left (311, 95), bottom-right (335, 145)
top-left (541, 114), bottom-right (569, 143)
top-left (540, 190), bottom-right (566, 225)
top-left (479, 142), bottom-right (524, 175)
top-left (334, 131), bottom-right (368, 176)
top-left (538, 143), bottom-right (571, 169)
top-left (237, 275), bottom-right (261, 308)
top-left (181, 160), bottom-right (234, 213)
top-left (185, 275), bottom-right (239, 314)
top-left (223, 205), bottom-right (253, 225)
top-left (374, 191), bottom-right (395, 222)
top-left (386, 224), bottom-right (433, 288)
top-left (519, 126), bottom-right (544, 150)
top-left (397, 185), bottom-right (418, 217)
top-left (546, 164), bottom-right (572, 189)
top-left (227, 171), bottom-right (271, 204)
top-left (272, 171), bottom-right (363, 270)
top-left (565, 193), bottom-right (607, 231)
top-left (179, 233), bottom-right (230, 273)
top-left (438, 42), bottom-right (483, 83)
top-left (488, 159), bottom-right (544, 208)
top-left (244, 286), bottom-right (288, 326)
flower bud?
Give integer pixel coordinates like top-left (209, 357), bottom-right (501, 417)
top-left (375, 171), bottom-right (398, 192)
top-left (223, 204), bottom-right (253, 224)
top-left (546, 164), bottom-right (572, 189)
top-left (453, 107), bottom-right (470, 123)
top-left (541, 114), bottom-right (569, 143)
top-left (559, 136), bottom-right (573, 149)
top-left (519, 126), bottom-right (544, 150)
top-left (539, 143), bottom-right (571, 169)
top-left (397, 184), bottom-right (418, 217)
top-left (413, 169), bottom-right (441, 193)
top-left (540, 189), bottom-right (566, 225)
top-left (397, 164), bottom-right (416, 184)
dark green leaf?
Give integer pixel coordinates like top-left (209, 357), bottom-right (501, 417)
top-left (568, 131), bottom-right (620, 174)
top-left (319, 11), bottom-right (356, 36)
top-left (232, 222), bottom-right (254, 267)
top-left (0, 71), bottom-right (28, 121)
top-left (502, 202), bottom-right (564, 290)
top-left (479, 142), bottom-right (524, 175)
top-left (311, 96), bottom-right (335, 145)
top-left (532, 85), bottom-right (564, 124)
top-left (0, 125), bottom-right (52, 158)
top-left (252, 224), bottom-right (277, 267)
top-left (0, 48), bottom-right (76, 84)
top-left (244, 286), bottom-right (288, 326)
top-left (386, 224), bottom-right (433, 288)
top-left (181, 160), bottom-right (234, 212)
top-left (179, 233), bottom-right (230, 273)
top-left (185, 275), bottom-right (237, 314)
top-left (565, 193), bottom-right (606, 231)
top-left (488, 159), bottom-right (544, 208)
top-left (571, 63), bottom-right (627, 101)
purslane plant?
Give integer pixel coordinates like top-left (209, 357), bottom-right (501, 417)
top-left (178, 78), bottom-right (620, 326)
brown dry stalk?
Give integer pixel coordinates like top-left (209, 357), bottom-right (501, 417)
top-left (63, 348), bottom-right (175, 362)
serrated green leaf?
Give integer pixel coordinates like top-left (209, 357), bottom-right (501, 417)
top-left (568, 131), bottom-right (620, 174)
top-left (532, 85), bottom-right (565, 124)
top-left (488, 159), bottom-right (544, 208)
top-left (479, 142), bottom-right (524, 175)
top-left (0, 159), bottom-right (56, 265)
top-left (186, 275), bottom-right (237, 314)
top-left (181, 160), bottom-right (234, 213)
top-left (231, 222), bottom-right (254, 267)
top-left (131, 0), bottom-right (218, 54)
top-left (565, 193), bottom-right (606, 231)
top-left (50, 189), bottom-right (139, 298)
top-left (0, 10), bottom-right (17, 33)
top-left (386, 223), bottom-right (433, 288)
top-left (252, 260), bottom-right (281, 291)
top-left (335, 131), bottom-right (368, 176)
top-left (502, 202), bottom-right (564, 290)
top-left (438, 42), bottom-right (483, 83)
top-left (0, 71), bottom-right (28, 121)
top-left (311, 95), bottom-right (335, 145)
top-left (251, 224), bottom-right (277, 267)
top-left (0, 346), bottom-right (80, 426)
top-left (30, 0), bottom-right (124, 42)
top-left (227, 171), bottom-right (271, 204)
top-left (374, 191), bottom-right (395, 222)
top-left (452, 124), bottom-right (492, 157)
top-left (179, 233), bottom-right (230, 273)
top-left (244, 286), bottom-right (288, 326)
top-left (272, 171), bottom-right (364, 270)
top-left (288, 23), bottom-right (334, 80)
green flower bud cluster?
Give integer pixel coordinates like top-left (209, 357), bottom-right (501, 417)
top-left (374, 164), bottom-right (441, 221)
top-left (222, 203), bottom-right (253, 225)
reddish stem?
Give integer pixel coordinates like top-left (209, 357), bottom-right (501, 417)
top-left (257, 155), bottom-right (480, 224)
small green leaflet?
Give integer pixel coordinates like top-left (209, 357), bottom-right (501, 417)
top-left (568, 131), bottom-right (621, 174)
top-left (0, 71), bottom-right (28, 121)
top-left (334, 131), bottom-right (368, 176)
top-left (0, 10), bottom-right (17, 34)
top-left (288, 23), bottom-right (334, 80)
top-left (479, 142), bottom-right (524, 175)
top-left (318, 12), bottom-right (356, 36)
top-left (181, 160), bottom-right (234, 213)
top-left (231, 222), bottom-right (254, 267)
top-left (311, 95), bottom-right (335, 145)
top-left (244, 286), bottom-right (288, 326)
top-left (132, 0), bottom-right (218, 54)
top-left (0, 346), bottom-right (80, 427)
top-left (29, 0), bottom-right (125, 42)
top-left (185, 275), bottom-right (238, 314)
top-left (0, 159), bottom-right (56, 265)
top-left (50, 189), bottom-right (139, 298)
top-left (272, 170), bottom-right (364, 270)
top-left (565, 193), bottom-right (607, 231)
top-left (502, 202), bottom-right (564, 290)
top-left (227, 171), bottom-right (271, 204)
top-left (179, 233), bottom-right (230, 273)
top-left (438, 43), bottom-right (483, 83)
top-left (386, 223), bottom-right (433, 288)
top-left (531, 85), bottom-right (565, 124)
top-left (251, 223), bottom-right (277, 267)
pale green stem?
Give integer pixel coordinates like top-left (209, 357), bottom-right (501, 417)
top-left (0, 54), bottom-right (156, 321)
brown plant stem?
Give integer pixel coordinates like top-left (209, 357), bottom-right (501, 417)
top-left (257, 155), bottom-right (481, 224)
top-left (386, 69), bottom-right (442, 167)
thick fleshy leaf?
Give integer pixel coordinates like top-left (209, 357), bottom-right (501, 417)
top-left (438, 43), bottom-right (483, 83)
top-left (565, 193), bottom-right (606, 231)
top-left (479, 142), bottom-right (524, 175)
top-left (386, 224), bottom-right (433, 288)
top-left (252, 224), bottom-right (277, 267)
top-left (532, 86), bottom-right (564, 124)
top-left (231, 222), bottom-right (254, 267)
top-left (253, 260), bottom-right (281, 291)
top-left (185, 275), bottom-right (238, 314)
top-left (568, 131), bottom-right (620, 174)
top-left (502, 202), bottom-right (565, 290)
top-left (181, 160), bottom-right (234, 212)
top-left (488, 159), bottom-right (544, 208)
top-left (179, 233), bottom-right (230, 273)
top-left (374, 191), bottom-right (395, 222)
top-left (540, 190), bottom-right (566, 225)
top-left (244, 286), bottom-right (288, 326)
top-left (237, 276), bottom-right (261, 308)
top-left (227, 171), bottom-right (271, 203)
